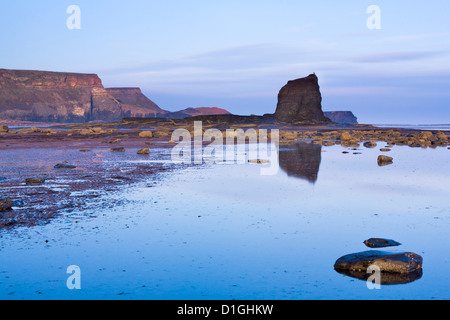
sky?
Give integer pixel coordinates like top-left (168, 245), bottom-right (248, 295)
top-left (0, 0), bottom-right (449, 124)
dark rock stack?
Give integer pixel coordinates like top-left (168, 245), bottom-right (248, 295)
top-left (274, 74), bottom-right (330, 123)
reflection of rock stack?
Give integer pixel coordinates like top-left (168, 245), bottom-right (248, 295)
top-left (278, 142), bottom-right (322, 183)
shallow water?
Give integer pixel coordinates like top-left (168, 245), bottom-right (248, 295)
top-left (1, 142), bottom-right (449, 299)
top-left (374, 124), bottom-right (450, 131)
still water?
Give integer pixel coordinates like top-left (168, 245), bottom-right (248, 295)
top-left (1, 142), bottom-right (449, 299)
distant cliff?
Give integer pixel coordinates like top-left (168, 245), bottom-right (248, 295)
top-left (0, 69), bottom-right (164, 123)
top-left (324, 111), bottom-right (358, 124)
top-left (162, 107), bottom-right (231, 119)
top-left (106, 88), bottom-right (167, 118)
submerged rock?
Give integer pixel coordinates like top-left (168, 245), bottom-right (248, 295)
top-left (54, 163), bottom-right (77, 169)
top-left (334, 250), bottom-right (423, 274)
top-left (139, 131), bottom-right (153, 138)
top-left (0, 198), bottom-right (13, 212)
top-left (364, 238), bottom-right (401, 248)
top-left (248, 159), bottom-right (270, 164)
top-left (137, 148), bottom-right (150, 155)
top-left (25, 178), bottom-right (46, 185)
top-left (363, 141), bottom-right (377, 148)
top-left (377, 155), bottom-right (393, 166)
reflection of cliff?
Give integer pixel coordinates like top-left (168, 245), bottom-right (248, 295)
top-left (278, 142), bottom-right (322, 183)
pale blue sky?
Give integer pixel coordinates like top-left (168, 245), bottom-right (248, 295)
top-left (1, 1), bottom-right (449, 123)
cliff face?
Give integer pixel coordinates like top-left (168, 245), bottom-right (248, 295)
top-left (274, 74), bottom-right (329, 123)
top-left (106, 88), bottom-right (167, 118)
top-left (324, 111), bottom-right (358, 124)
top-left (0, 69), bottom-right (155, 123)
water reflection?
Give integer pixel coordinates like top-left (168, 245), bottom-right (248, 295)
top-left (335, 268), bottom-right (423, 285)
top-left (278, 142), bottom-right (322, 183)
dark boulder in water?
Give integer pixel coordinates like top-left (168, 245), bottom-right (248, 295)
top-left (364, 238), bottom-right (401, 248)
top-left (334, 250), bottom-right (423, 274)
top-left (54, 163), bottom-right (77, 169)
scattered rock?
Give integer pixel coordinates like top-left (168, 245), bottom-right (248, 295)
top-left (79, 149), bottom-right (91, 152)
top-left (153, 131), bottom-right (170, 138)
top-left (139, 131), bottom-right (153, 138)
top-left (0, 125), bottom-right (9, 133)
top-left (364, 238), bottom-right (401, 248)
top-left (334, 250), bottom-right (423, 274)
top-left (248, 159), bottom-right (270, 164)
top-left (380, 148), bottom-right (391, 152)
top-left (409, 143), bottom-right (422, 148)
top-left (0, 198), bottom-right (13, 212)
top-left (363, 141), bottom-right (377, 148)
top-left (25, 178), bottom-right (46, 185)
top-left (137, 148), bottom-right (150, 155)
top-left (377, 155), bottom-right (393, 166)
top-left (54, 163), bottom-right (77, 169)
top-left (110, 147), bottom-right (125, 152)
top-left (340, 131), bottom-right (352, 141)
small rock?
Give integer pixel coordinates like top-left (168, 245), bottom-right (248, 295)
top-left (54, 163), bottom-right (77, 169)
top-left (340, 132), bottom-right (352, 141)
top-left (137, 148), bottom-right (150, 155)
top-left (409, 143), bottom-right (422, 148)
top-left (139, 131), bottom-right (153, 138)
top-left (380, 148), bottom-right (391, 152)
top-left (0, 198), bottom-right (13, 212)
top-left (363, 141), bottom-right (377, 148)
top-left (110, 147), bottom-right (125, 152)
top-left (364, 238), bottom-right (401, 248)
top-left (248, 159), bottom-right (270, 164)
top-left (79, 149), bottom-right (91, 152)
top-left (0, 125), bottom-right (9, 133)
top-left (25, 178), bottom-right (46, 185)
top-left (377, 155), bottom-right (393, 166)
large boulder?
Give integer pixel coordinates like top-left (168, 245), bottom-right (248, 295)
top-left (274, 74), bottom-right (330, 123)
top-left (334, 250), bottom-right (423, 274)
top-left (334, 250), bottom-right (423, 285)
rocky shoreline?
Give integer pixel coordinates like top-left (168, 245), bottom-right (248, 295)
top-left (0, 119), bottom-right (449, 230)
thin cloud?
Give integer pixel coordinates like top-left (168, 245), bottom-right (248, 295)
top-left (353, 51), bottom-right (444, 63)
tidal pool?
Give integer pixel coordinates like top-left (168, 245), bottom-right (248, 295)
top-left (1, 142), bottom-right (449, 299)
